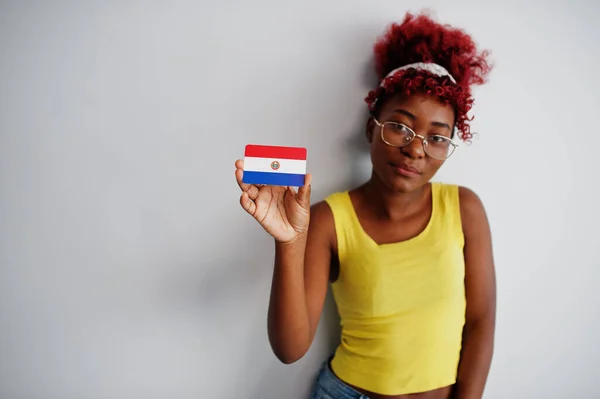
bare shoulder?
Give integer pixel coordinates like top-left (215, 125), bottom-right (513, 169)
top-left (310, 200), bottom-right (335, 233)
top-left (308, 200), bottom-right (336, 248)
top-left (310, 199), bottom-right (334, 219)
top-left (457, 186), bottom-right (490, 236)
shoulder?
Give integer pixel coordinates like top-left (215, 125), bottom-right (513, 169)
top-left (457, 186), bottom-right (490, 238)
top-left (315, 190), bottom-right (351, 220)
top-left (307, 199), bottom-right (337, 250)
top-left (308, 189), bottom-right (354, 253)
top-left (310, 199), bottom-right (335, 222)
top-left (458, 186), bottom-right (485, 212)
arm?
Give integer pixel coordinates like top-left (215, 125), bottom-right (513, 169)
top-left (454, 187), bottom-right (497, 399)
top-left (267, 201), bottom-right (335, 364)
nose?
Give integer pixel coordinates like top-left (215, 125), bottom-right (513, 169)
top-left (401, 135), bottom-right (426, 159)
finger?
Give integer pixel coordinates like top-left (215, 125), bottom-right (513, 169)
top-left (304, 173), bottom-right (312, 187)
top-left (235, 167), bottom-right (260, 200)
top-left (297, 173), bottom-right (312, 204)
top-left (240, 192), bottom-right (257, 216)
top-left (234, 167), bottom-right (251, 191)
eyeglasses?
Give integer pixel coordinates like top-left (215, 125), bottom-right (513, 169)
top-left (373, 118), bottom-right (458, 160)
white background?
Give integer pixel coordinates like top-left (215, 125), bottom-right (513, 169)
top-left (1, 1), bottom-right (599, 398)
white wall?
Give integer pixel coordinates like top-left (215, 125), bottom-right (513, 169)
top-left (1, 1), bottom-right (598, 398)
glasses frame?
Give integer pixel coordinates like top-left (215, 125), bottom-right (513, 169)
top-left (373, 118), bottom-right (458, 160)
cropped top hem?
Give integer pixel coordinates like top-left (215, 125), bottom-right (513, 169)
top-left (330, 355), bottom-right (457, 395)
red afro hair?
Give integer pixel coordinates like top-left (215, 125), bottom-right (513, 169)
top-left (365, 11), bottom-right (492, 142)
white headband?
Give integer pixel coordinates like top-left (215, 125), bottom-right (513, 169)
top-left (381, 62), bottom-right (456, 85)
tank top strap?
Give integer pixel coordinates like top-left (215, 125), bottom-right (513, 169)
top-left (323, 191), bottom-right (369, 263)
top-left (430, 182), bottom-right (465, 248)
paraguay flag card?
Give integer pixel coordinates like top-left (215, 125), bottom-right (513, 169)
top-left (242, 144), bottom-right (307, 187)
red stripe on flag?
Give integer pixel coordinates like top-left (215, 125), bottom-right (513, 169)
top-left (244, 144), bottom-right (307, 160)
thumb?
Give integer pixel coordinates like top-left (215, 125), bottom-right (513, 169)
top-left (297, 173), bottom-right (312, 206)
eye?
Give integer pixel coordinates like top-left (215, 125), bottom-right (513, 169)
top-left (427, 135), bottom-right (452, 147)
top-left (389, 123), bottom-right (411, 133)
top-left (381, 122), bottom-right (414, 146)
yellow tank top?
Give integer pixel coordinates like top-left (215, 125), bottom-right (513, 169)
top-left (324, 182), bottom-right (466, 396)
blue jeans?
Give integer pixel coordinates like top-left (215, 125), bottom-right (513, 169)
top-left (309, 358), bottom-right (370, 399)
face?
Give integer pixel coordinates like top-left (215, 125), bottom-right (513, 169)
top-left (366, 91), bottom-right (456, 193)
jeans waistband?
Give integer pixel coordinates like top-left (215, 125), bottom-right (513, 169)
top-left (311, 357), bottom-right (369, 399)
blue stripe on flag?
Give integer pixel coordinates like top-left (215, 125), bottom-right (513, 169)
top-left (243, 171), bottom-right (305, 186)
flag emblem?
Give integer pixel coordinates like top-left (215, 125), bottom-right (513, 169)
top-left (243, 144), bottom-right (307, 187)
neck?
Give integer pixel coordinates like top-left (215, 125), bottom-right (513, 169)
top-left (361, 172), bottom-right (430, 220)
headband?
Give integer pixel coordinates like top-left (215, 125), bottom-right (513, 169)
top-left (381, 62), bottom-right (457, 85)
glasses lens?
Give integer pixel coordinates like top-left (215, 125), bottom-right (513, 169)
top-left (382, 123), bottom-right (414, 147)
top-left (424, 136), bottom-right (455, 159)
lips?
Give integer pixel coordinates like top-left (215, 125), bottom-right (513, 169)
top-left (390, 162), bottom-right (422, 177)
top-left (400, 163), bottom-right (421, 174)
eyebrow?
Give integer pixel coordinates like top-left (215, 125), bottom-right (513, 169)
top-left (392, 108), bottom-right (452, 131)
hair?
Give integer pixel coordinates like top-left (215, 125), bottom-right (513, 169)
top-left (365, 11), bottom-right (492, 142)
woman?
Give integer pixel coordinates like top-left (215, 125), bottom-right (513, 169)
top-left (234, 11), bottom-right (496, 399)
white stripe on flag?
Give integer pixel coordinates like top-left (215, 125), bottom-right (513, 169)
top-left (244, 156), bottom-right (306, 175)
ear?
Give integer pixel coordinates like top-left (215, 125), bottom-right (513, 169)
top-left (365, 116), bottom-right (376, 143)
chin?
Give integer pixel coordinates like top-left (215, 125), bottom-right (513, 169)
top-left (373, 167), bottom-right (429, 193)
top-left (391, 180), bottom-right (421, 193)
top-left (383, 173), bottom-right (424, 193)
